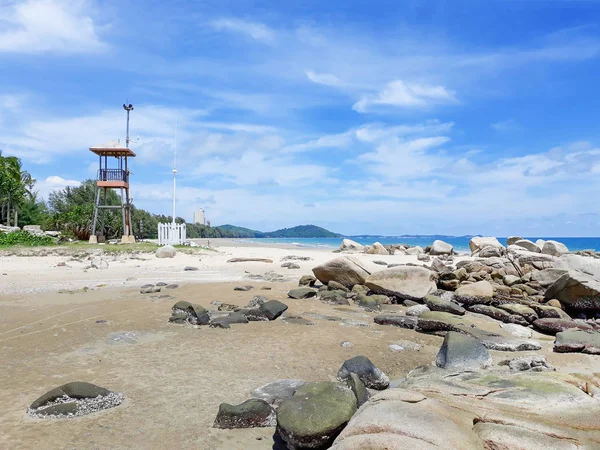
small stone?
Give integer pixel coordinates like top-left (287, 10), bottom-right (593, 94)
top-left (287, 288), bottom-right (317, 299)
top-left (374, 315), bottom-right (417, 329)
top-left (251, 379), bottom-right (306, 407)
top-left (282, 316), bottom-right (315, 326)
top-left (298, 275), bottom-right (317, 287)
top-left (184, 266), bottom-right (199, 271)
top-left (340, 341), bottom-right (354, 348)
top-left (406, 305), bottom-right (430, 316)
top-left (165, 284), bottom-right (179, 289)
top-left (234, 285), bottom-right (254, 291)
top-left (213, 399), bottom-right (275, 428)
top-left (337, 355), bottom-right (389, 390)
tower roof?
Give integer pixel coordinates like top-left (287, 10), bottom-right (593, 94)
top-left (90, 140), bottom-right (136, 157)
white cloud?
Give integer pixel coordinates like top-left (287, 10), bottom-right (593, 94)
top-left (353, 80), bottom-right (457, 112)
top-left (0, 0), bottom-right (106, 54)
top-left (359, 136), bottom-right (451, 178)
top-left (305, 71), bottom-right (343, 87)
top-left (35, 175), bottom-right (80, 200)
top-left (192, 150), bottom-right (329, 187)
top-left (491, 119), bottom-right (520, 132)
top-left (282, 131), bottom-right (353, 154)
top-left (210, 18), bottom-right (275, 42)
top-left (355, 120), bottom-right (454, 143)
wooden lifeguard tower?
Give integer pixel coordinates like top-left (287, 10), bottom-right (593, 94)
top-left (89, 141), bottom-right (136, 243)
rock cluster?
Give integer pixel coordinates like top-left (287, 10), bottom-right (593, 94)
top-left (28, 382), bottom-right (123, 418)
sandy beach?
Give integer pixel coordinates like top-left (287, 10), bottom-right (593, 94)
top-left (1, 241), bottom-right (600, 449)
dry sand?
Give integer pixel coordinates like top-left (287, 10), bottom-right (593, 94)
top-left (1, 243), bottom-right (598, 449)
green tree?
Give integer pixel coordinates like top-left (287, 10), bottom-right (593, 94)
top-left (0, 152), bottom-right (35, 226)
top-left (46, 179), bottom-right (123, 240)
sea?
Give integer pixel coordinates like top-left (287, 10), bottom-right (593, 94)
top-left (241, 237), bottom-right (600, 253)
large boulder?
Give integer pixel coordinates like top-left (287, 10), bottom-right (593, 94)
top-left (531, 268), bottom-right (568, 288)
top-left (365, 266), bottom-right (436, 301)
top-left (545, 270), bottom-right (600, 310)
top-left (213, 399), bottom-right (275, 428)
top-left (330, 388), bottom-right (482, 449)
top-left (337, 356), bottom-right (389, 390)
top-left (469, 237), bottom-right (503, 255)
top-left (340, 239), bottom-right (364, 252)
top-left (156, 245), bottom-right (177, 258)
top-left (347, 370), bottom-right (600, 450)
top-left (513, 239), bottom-right (541, 253)
top-left (479, 246), bottom-right (502, 258)
top-left (554, 330), bottom-right (600, 354)
top-left (312, 257), bottom-right (371, 288)
top-left (454, 281), bottom-right (494, 306)
top-left (554, 254), bottom-right (600, 279)
top-left (506, 236), bottom-right (522, 246)
top-left (423, 295), bottom-right (465, 316)
top-left (436, 332), bottom-right (492, 371)
top-left (542, 240), bottom-right (569, 257)
top-left (533, 318), bottom-right (594, 335)
top-left (365, 242), bottom-right (389, 255)
top-left (430, 240), bottom-right (453, 256)
top-left (277, 382), bottom-right (357, 449)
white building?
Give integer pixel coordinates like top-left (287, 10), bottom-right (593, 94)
top-left (193, 208), bottom-right (206, 225)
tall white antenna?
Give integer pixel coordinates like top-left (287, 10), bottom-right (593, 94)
top-left (172, 116), bottom-right (178, 228)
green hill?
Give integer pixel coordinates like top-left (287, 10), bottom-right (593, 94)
top-left (264, 225), bottom-right (341, 238)
top-left (218, 224), bottom-right (265, 238)
top-left (214, 224), bottom-right (341, 238)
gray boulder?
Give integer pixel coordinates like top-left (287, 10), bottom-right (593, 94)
top-left (374, 315), bottom-right (418, 329)
top-left (479, 245), bottom-right (502, 258)
top-left (156, 245), bottom-right (176, 258)
top-left (533, 318), bottom-right (594, 335)
top-left (365, 266), bottom-right (437, 301)
top-left (251, 379), bottom-right (306, 407)
top-left (436, 331), bottom-right (492, 371)
top-left (423, 295), bottom-right (465, 316)
top-left (454, 281), bottom-right (494, 305)
top-left (287, 287), bottom-right (317, 299)
top-left (337, 355), bottom-right (389, 390)
top-left (469, 236), bottom-right (503, 255)
top-left (554, 329), bottom-right (600, 354)
top-left (366, 242), bottom-right (389, 255)
top-left (542, 240), bottom-right (569, 257)
top-left (312, 256), bottom-right (371, 288)
top-left (545, 270), bottom-right (600, 310)
top-left (506, 236), bottom-right (522, 246)
top-left (514, 239), bottom-right (541, 253)
top-left (170, 301), bottom-right (210, 325)
top-left (531, 268), bottom-right (568, 288)
top-left (554, 254), bottom-right (600, 278)
top-left (299, 275), bottom-right (317, 287)
top-left (430, 240), bottom-right (453, 256)
top-left (340, 239), bottom-right (364, 252)
top-left (213, 399), bottom-right (275, 428)
top-left (277, 382), bottom-right (357, 449)
top-left (257, 300), bottom-right (288, 320)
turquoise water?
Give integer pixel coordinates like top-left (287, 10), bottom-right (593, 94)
top-left (242, 237), bottom-right (600, 252)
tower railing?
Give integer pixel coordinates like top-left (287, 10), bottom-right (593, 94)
top-left (97, 169), bottom-right (128, 183)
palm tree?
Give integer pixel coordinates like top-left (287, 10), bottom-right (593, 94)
top-left (0, 151), bottom-right (35, 226)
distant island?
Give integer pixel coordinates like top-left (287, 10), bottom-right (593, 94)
top-left (215, 224), bottom-right (342, 239)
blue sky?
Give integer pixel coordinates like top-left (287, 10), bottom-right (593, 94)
top-left (1, 0), bottom-right (600, 236)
